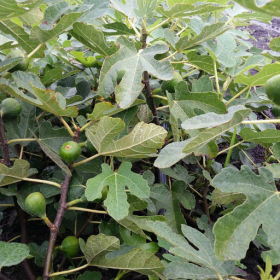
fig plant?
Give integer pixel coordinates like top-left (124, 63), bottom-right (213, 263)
top-left (0, 0), bottom-right (280, 280)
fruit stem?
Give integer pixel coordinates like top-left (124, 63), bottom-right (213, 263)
top-left (49, 263), bottom-right (89, 277)
top-left (224, 125), bottom-right (238, 167)
top-left (147, 18), bottom-right (171, 35)
top-left (213, 58), bottom-right (222, 99)
top-left (27, 43), bottom-right (44, 59)
top-left (217, 140), bottom-right (245, 156)
top-left (0, 115), bottom-right (11, 166)
top-left (58, 116), bottom-right (75, 137)
top-left (241, 119), bottom-right (280, 124)
top-left (7, 138), bottom-right (36, 145)
top-left (226, 86), bottom-right (250, 106)
top-left (22, 178), bottom-right (61, 188)
top-left (67, 198), bottom-right (83, 207)
top-left (80, 119), bottom-right (96, 132)
top-left (71, 153), bottom-right (100, 168)
top-left (43, 216), bottom-right (54, 228)
top-left (127, 17), bottom-right (141, 38)
top-left (67, 207), bottom-right (108, 214)
top-left (159, 51), bottom-right (179, 62)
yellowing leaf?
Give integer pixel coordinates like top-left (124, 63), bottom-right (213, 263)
top-left (85, 116), bottom-right (167, 158)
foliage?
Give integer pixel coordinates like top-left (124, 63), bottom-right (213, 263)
top-left (0, 0), bottom-right (280, 280)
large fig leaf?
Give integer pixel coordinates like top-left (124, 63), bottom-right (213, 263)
top-left (155, 108), bottom-right (251, 168)
top-left (147, 221), bottom-right (236, 279)
top-left (212, 166), bottom-right (280, 264)
top-left (85, 116), bottom-right (167, 158)
top-left (83, 233), bottom-right (164, 276)
top-left (98, 37), bottom-right (173, 108)
top-left (86, 162), bottom-right (149, 220)
top-left (84, 234), bottom-right (119, 263)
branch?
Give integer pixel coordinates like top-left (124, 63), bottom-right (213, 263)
top-left (0, 115), bottom-right (10, 166)
top-left (202, 181), bottom-right (211, 224)
top-left (141, 22), bottom-right (160, 126)
top-left (42, 174), bottom-right (72, 280)
top-left (0, 273), bottom-right (11, 280)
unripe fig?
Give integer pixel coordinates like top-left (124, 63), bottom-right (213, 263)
top-left (265, 74), bottom-right (280, 105)
top-left (6, 49), bottom-right (29, 72)
top-left (25, 192), bottom-right (46, 219)
top-left (59, 141), bottom-right (81, 163)
top-left (0, 98), bottom-right (22, 118)
top-left (61, 236), bottom-right (79, 258)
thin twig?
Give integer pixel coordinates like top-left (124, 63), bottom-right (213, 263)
top-left (0, 273), bottom-right (11, 280)
top-left (0, 115), bottom-right (10, 166)
top-left (141, 22), bottom-right (160, 126)
top-left (202, 181), bottom-right (211, 223)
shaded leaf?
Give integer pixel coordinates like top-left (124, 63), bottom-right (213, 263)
top-left (90, 247), bottom-right (164, 276)
top-left (0, 160), bottom-right (37, 187)
top-left (0, 76), bottom-right (78, 117)
top-left (84, 234), bottom-right (119, 263)
top-left (150, 181), bottom-right (195, 233)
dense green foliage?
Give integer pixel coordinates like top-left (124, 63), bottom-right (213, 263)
top-left (0, 0), bottom-right (280, 280)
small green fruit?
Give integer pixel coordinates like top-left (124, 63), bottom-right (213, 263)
top-left (266, 155), bottom-right (276, 163)
top-left (265, 74), bottom-right (280, 105)
top-left (0, 98), bottom-right (22, 118)
top-left (161, 72), bottom-right (183, 93)
top-left (162, 22), bottom-right (170, 28)
top-left (6, 49), bottom-right (29, 72)
top-left (61, 236), bottom-right (79, 258)
top-left (25, 192), bottom-right (46, 219)
top-left (272, 106), bottom-right (280, 118)
top-left (59, 141), bottom-right (81, 163)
